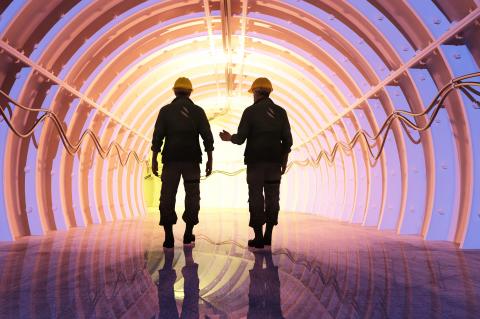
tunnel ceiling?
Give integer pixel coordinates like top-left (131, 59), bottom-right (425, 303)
top-left (0, 0), bottom-right (480, 248)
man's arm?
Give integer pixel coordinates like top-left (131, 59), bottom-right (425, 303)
top-left (151, 109), bottom-right (166, 176)
top-left (152, 151), bottom-right (159, 176)
top-left (198, 109), bottom-right (214, 176)
top-left (220, 109), bottom-right (249, 144)
top-left (280, 110), bottom-right (293, 174)
top-left (206, 150), bottom-right (213, 176)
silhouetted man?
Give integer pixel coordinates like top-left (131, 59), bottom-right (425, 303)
top-left (152, 77), bottom-right (214, 248)
top-left (219, 78), bottom-right (293, 248)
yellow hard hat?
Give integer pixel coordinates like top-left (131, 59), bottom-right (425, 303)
top-left (173, 77), bottom-right (193, 91)
top-left (248, 77), bottom-right (273, 93)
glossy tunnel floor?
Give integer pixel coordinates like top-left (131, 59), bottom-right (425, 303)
top-left (1, 210), bottom-right (480, 319)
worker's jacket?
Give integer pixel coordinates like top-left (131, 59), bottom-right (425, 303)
top-left (231, 97), bottom-right (293, 164)
top-left (151, 96), bottom-right (214, 163)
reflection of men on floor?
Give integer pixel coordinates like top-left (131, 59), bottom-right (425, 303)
top-left (220, 78), bottom-right (293, 248)
top-left (248, 250), bottom-right (284, 319)
top-left (158, 248), bottom-right (177, 318)
top-left (151, 77), bottom-right (214, 248)
top-left (157, 246), bottom-right (200, 319)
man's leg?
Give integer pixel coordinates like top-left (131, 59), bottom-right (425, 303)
top-left (247, 163), bottom-right (265, 248)
top-left (264, 164), bottom-right (282, 246)
top-left (182, 163), bottom-right (201, 244)
top-left (160, 163), bottom-right (181, 247)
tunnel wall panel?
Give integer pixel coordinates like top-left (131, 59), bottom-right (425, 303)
top-left (71, 153), bottom-right (85, 227)
top-left (353, 107), bottom-right (385, 227)
top-left (37, 85), bottom-right (68, 231)
top-left (410, 68), bottom-right (458, 241)
top-left (50, 135), bottom-right (68, 231)
top-left (331, 123), bottom-right (353, 221)
top-left (384, 86), bottom-right (427, 235)
top-left (374, 106), bottom-right (403, 231)
top-left (0, 120), bottom-right (13, 240)
top-left (342, 116), bottom-right (367, 224)
top-left (26, 124), bottom-right (43, 235)
top-left (441, 44), bottom-right (480, 248)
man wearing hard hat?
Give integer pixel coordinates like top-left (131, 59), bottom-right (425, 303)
top-left (151, 77), bottom-right (214, 248)
top-left (220, 78), bottom-right (293, 249)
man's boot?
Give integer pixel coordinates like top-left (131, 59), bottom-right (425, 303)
top-left (248, 227), bottom-right (264, 249)
top-left (163, 225), bottom-right (174, 248)
top-left (263, 223), bottom-right (274, 246)
top-left (183, 223), bottom-right (196, 244)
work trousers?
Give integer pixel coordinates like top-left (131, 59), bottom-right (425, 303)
top-left (246, 162), bottom-right (282, 228)
top-left (159, 162), bottom-right (200, 226)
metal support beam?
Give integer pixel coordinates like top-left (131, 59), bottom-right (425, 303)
top-left (220, 0), bottom-right (234, 96)
top-left (293, 7), bottom-right (480, 149)
top-left (0, 39), bottom-right (151, 143)
top-left (237, 0), bottom-right (249, 95)
top-left (203, 0), bottom-right (222, 102)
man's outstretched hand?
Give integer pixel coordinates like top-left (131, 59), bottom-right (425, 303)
top-left (219, 130), bottom-right (232, 141)
top-left (206, 159), bottom-right (212, 177)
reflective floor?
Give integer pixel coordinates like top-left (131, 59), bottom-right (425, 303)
top-left (1, 210), bottom-right (480, 318)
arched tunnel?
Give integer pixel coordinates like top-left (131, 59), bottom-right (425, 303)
top-left (1, 0), bottom-right (480, 318)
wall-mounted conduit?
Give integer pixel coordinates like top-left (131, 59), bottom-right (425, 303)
top-left (0, 90), bottom-right (146, 166)
top-left (3, 73), bottom-right (479, 177)
top-left (200, 72), bottom-right (480, 177)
